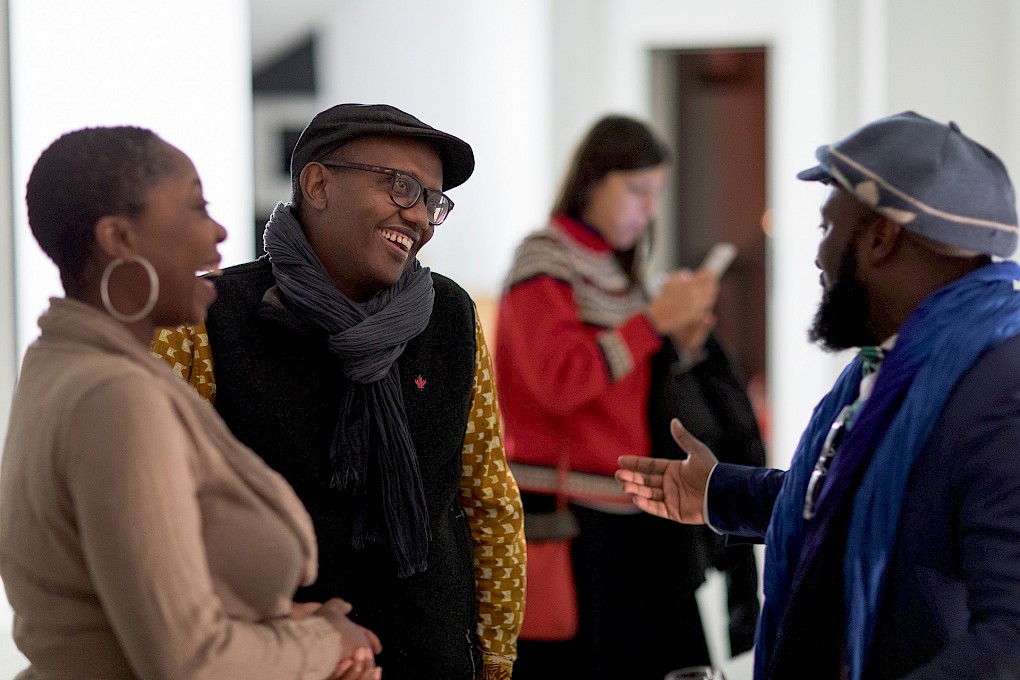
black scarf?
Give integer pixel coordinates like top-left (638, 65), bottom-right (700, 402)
top-left (263, 203), bottom-right (434, 577)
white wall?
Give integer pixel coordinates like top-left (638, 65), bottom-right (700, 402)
top-left (8, 0), bottom-right (255, 359)
top-left (887, 0), bottom-right (1009, 146)
top-left (0, 0), bottom-right (21, 672)
top-left (0, 0), bottom-right (15, 456)
top-left (315, 0), bottom-right (555, 300)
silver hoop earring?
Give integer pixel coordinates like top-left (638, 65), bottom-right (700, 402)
top-left (100, 256), bottom-right (159, 324)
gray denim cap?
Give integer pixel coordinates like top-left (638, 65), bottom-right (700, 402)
top-left (797, 111), bottom-right (1019, 257)
top-left (290, 103), bottom-right (475, 190)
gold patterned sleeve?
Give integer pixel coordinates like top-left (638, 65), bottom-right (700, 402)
top-left (150, 323), bottom-right (217, 404)
top-left (461, 310), bottom-right (526, 680)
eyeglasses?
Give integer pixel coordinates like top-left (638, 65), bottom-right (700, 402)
top-left (802, 404), bottom-right (855, 520)
top-left (319, 161), bottom-right (455, 226)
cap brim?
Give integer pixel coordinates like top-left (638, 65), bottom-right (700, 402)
top-left (796, 164), bottom-right (833, 182)
top-left (415, 132), bottom-right (474, 190)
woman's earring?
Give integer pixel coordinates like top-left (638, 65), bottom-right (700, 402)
top-left (100, 256), bottom-right (159, 323)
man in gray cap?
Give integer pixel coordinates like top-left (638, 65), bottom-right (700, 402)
top-left (153, 103), bottom-right (525, 680)
top-left (617, 111), bottom-right (1020, 679)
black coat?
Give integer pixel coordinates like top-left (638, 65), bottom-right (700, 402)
top-left (203, 258), bottom-right (479, 680)
top-left (648, 334), bottom-right (765, 657)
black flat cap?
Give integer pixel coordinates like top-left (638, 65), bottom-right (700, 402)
top-left (290, 103), bottom-right (475, 190)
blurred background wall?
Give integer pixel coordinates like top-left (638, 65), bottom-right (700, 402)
top-left (1, 1), bottom-right (1019, 676)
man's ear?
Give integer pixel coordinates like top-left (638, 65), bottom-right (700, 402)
top-left (864, 215), bottom-right (903, 265)
top-left (93, 215), bottom-right (137, 259)
top-left (299, 163), bottom-right (330, 211)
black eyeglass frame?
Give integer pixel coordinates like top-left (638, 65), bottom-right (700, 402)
top-left (318, 160), bottom-right (455, 226)
top-left (802, 404), bottom-right (855, 520)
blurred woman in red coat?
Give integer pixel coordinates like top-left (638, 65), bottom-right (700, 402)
top-left (496, 115), bottom-right (762, 679)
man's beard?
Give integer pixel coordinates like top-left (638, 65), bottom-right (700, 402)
top-left (808, 246), bottom-right (874, 351)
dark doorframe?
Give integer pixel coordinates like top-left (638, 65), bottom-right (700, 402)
top-left (651, 46), bottom-right (770, 445)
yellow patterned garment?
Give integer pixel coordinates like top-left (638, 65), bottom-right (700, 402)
top-left (152, 313), bottom-right (525, 679)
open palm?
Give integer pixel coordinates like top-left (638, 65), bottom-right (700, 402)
top-left (616, 418), bottom-right (718, 524)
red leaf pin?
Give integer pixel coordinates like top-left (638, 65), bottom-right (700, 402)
top-left (415, 375), bottom-right (427, 390)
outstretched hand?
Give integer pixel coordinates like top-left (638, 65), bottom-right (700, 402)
top-left (616, 418), bottom-right (718, 524)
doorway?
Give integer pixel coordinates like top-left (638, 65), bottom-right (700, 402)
top-left (651, 46), bottom-right (770, 447)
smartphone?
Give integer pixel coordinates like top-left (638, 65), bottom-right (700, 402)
top-left (699, 242), bottom-right (737, 276)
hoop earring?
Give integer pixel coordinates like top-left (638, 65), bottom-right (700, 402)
top-left (100, 257), bottom-right (159, 324)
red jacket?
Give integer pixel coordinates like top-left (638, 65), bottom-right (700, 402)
top-left (495, 215), bottom-right (662, 477)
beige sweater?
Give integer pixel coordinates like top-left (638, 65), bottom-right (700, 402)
top-left (0, 298), bottom-right (342, 679)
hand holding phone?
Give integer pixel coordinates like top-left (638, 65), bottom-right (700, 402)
top-left (699, 242), bottom-right (737, 277)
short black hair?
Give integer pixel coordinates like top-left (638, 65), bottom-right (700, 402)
top-left (26, 126), bottom-right (178, 294)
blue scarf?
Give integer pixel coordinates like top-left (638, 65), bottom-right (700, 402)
top-left (757, 260), bottom-right (1020, 680)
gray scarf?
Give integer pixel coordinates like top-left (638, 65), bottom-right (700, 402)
top-left (263, 202), bottom-right (434, 577)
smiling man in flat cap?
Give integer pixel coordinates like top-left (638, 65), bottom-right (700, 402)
top-left (618, 111), bottom-right (1020, 679)
top-left (153, 104), bottom-right (525, 680)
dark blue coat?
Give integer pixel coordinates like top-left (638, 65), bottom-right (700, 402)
top-left (708, 333), bottom-right (1020, 679)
